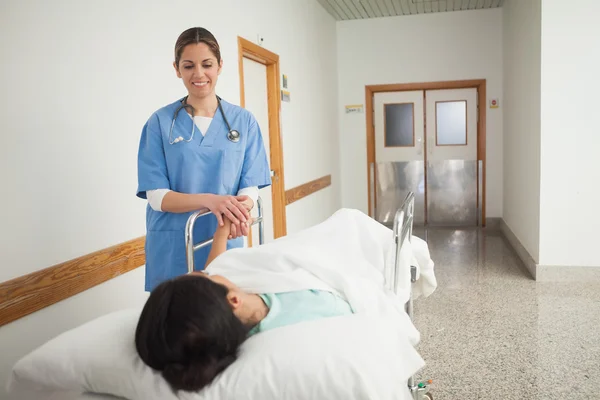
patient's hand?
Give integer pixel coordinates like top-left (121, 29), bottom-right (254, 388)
top-left (228, 195), bottom-right (253, 239)
top-left (216, 212), bottom-right (253, 240)
top-left (229, 219), bottom-right (250, 239)
top-left (215, 217), bottom-right (232, 239)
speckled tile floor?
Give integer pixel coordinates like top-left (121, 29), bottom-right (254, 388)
top-left (411, 227), bottom-right (600, 400)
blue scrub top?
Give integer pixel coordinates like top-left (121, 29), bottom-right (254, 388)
top-left (136, 97), bottom-right (271, 291)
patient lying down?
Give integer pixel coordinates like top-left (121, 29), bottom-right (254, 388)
top-left (135, 218), bottom-right (355, 393)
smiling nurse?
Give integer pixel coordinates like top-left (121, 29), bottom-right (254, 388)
top-left (136, 27), bottom-right (271, 291)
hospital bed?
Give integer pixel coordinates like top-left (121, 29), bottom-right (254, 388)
top-left (183, 192), bottom-right (433, 400)
top-left (7, 192), bottom-right (435, 400)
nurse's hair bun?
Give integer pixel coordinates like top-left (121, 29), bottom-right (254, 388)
top-left (134, 274), bottom-right (249, 392)
top-left (174, 27), bottom-right (221, 67)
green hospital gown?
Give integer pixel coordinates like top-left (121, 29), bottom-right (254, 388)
top-left (248, 289), bottom-right (354, 336)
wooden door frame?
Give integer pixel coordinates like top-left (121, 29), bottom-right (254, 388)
top-left (365, 79), bottom-right (487, 226)
top-left (237, 36), bottom-right (287, 241)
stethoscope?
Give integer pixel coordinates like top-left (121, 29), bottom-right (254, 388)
top-left (169, 95), bottom-right (240, 144)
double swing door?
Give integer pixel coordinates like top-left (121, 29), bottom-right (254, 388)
top-left (372, 88), bottom-right (481, 227)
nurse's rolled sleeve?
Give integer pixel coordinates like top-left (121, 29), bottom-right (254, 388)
top-left (239, 117), bottom-right (272, 190)
top-left (136, 116), bottom-right (171, 199)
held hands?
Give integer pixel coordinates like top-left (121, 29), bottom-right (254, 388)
top-left (215, 214), bottom-right (256, 240)
top-left (206, 194), bottom-right (254, 239)
top-left (230, 195), bottom-right (254, 239)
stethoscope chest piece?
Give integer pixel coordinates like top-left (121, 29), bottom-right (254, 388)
top-left (227, 129), bottom-right (240, 143)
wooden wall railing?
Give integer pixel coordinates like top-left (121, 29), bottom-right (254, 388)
top-left (285, 175), bottom-right (331, 205)
top-left (0, 237), bottom-right (145, 327)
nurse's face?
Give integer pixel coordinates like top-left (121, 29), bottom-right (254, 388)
top-left (174, 43), bottom-right (222, 99)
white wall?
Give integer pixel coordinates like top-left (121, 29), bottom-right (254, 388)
top-left (502, 0), bottom-right (542, 263)
top-left (0, 0), bottom-right (339, 396)
top-left (271, 1), bottom-right (341, 233)
top-left (538, 0), bottom-right (600, 267)
top-left (336, 8), bottom-right (503, 218)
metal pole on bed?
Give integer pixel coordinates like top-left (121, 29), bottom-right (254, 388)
top-left (392, 193), bottom-right (432, 400)
top-left (184, 197), bottom-right (265, 274)
top-left (392, 192), bottom-right (414, 296)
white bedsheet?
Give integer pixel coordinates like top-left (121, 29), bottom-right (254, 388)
top-left (5, 389), bottom-right (126, 400)
top-left (77, 393), bottom-right (125, 400)
top-left (411, 234), bottom-right (437, 299)
top-left (207, 208), bottom-right (437, 345)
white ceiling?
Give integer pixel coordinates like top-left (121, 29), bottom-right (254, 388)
top-left (316, 0), bottom-right (505, 20)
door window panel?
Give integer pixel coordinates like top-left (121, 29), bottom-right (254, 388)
top-left (436, 101), bottom-right (467, 146)
top-left (384, 103), bottom-right (415, 147)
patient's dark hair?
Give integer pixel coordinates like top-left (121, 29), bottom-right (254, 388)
top-left (135, 274), bottom-right (249, 392)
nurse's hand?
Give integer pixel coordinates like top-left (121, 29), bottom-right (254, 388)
top-left (206, 194), bottom-right (250, 227)
top-left (236, 195), bottom-right (254, 212)
top-left (229, 195), bottom-right (253, 239)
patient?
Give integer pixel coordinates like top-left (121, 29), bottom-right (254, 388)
top-left (135, 218), bottom-right (354, 393)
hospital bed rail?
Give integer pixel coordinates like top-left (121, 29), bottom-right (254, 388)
top-left (392, 192), bottom-right (433, 400)
top-left (184, 196), bottom-right (265, 273)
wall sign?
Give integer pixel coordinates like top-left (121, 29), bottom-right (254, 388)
top-left (345, 104), bottom-right (364, 114)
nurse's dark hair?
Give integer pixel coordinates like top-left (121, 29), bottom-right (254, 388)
top-left (174, 27), bottom-right (221, 67)
top-left (135, 274), bottom-right (249, 392)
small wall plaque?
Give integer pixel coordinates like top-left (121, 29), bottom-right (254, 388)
top-left (345, 104), bottom-right (364, 114)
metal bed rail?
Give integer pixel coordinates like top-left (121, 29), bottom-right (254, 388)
top-left (392, 192), bottom-right (432, 400)
top-left (184, 197), bottom-right (265, 273)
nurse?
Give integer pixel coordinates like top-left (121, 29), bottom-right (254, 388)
top-left (136, 27), bottom-right (271, 291)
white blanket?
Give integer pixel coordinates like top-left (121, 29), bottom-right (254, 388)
top-left (207, 208), bottom-right (437, 345)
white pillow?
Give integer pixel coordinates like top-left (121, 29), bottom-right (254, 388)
top-left (8, 308), bottom-right (424, 400)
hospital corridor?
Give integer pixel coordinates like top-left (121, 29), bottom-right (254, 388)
top-left (1, 0), bottom-right (599, 399)
top-left (412, 227), bottom-right (600, 399)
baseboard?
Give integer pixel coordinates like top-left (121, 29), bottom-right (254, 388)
top-left (535, 265), bottom-right (600, 282)
top-left (498, 219), bottom-right (537, 280)
top-left (498, 219), bottom-right (600, 282)
top-left (484, 217), bottom-right (502, 230)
